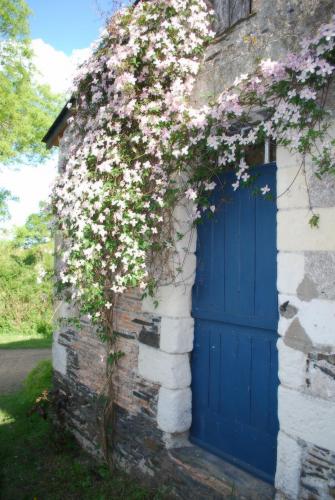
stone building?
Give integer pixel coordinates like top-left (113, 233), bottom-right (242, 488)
top-left (45, 1), bottom-right (335, 498)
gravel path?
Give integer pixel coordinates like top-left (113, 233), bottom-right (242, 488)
top-left (0, 349), bottom-right (52, 394)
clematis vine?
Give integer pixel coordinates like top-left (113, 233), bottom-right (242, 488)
top-left (52, 1), bottom-right (335, 336)
top-left (53, 0), bottom-right (215, 327)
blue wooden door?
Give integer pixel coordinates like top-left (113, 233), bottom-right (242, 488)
top-left (191, 163), bottom-right (279, 483)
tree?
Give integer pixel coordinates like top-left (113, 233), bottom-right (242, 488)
top-left (0, 188), bottom-right (17, 224)
top-left (0, 205), bottom-right (54, 337)
top-left (13, 201), bottom-right (52, 248)
top-left (0, 0), bottom-right (63, 163)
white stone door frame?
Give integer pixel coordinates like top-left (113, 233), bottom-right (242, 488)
top-left (139, 166), bottom-right (280, 449)
top-left (139, 202), bottom-right (197, 436)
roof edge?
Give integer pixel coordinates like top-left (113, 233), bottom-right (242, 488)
top-left (42, 99), bottom-right (74, 149)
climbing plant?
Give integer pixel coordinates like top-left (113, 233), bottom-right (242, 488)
top-left (52, 2), bottom-right (335, 342)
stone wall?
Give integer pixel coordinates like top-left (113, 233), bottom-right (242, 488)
top-left (275, 142), bottom-right (335, 500)
top-left (53, 285), bottom-right (227, 497)
top-left (52, 1), bottom-right (335, 498)
top-left (194, 0), bottom-right (335, 105)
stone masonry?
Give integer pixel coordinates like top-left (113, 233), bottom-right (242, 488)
top-left (52, 1), bottom-right (335, 498)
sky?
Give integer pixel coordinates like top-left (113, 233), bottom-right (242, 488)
top-left (29, 0), bottom-right (116, 55)
top-left (1, 0), bottom-right (122, 230)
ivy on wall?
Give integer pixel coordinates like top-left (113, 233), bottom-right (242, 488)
top-left (52, 1), bottom-right (335, 336)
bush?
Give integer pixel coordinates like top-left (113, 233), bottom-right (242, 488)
top-left (0, 239), bottom-right (53, 338)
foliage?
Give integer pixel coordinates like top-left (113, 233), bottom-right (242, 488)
top-left (0, 187), bottom-right (17, 224)
top-left (52, 1), bottom-right (335, 335)
top-left (0, 361), bottom-right (158, 499)
top-left (23, 359), bottom-right (53, 400)
top-left (0, 0), bottom-right (30, 38)
top-left (14, 201), bottom-right (52, 247)
top-left (0, 0), bottom-right (63, 163)
top-left (0, 205), bottom-right (53, 338)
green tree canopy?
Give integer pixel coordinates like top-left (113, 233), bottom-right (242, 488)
top-left (0, 0), bottom-right (63, 163)
top-left (13, 201), bottom-right (52, 248)
top-left (0, 204), bottom-right (54, 337)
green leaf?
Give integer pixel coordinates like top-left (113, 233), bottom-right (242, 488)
top-left (309, 214), bottom-right (320, 229)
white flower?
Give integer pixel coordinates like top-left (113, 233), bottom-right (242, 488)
top-left (204, 181), bottom-right (216, 191)
top-left (233, 73), bottom-right (248, 86)
top-left (36, 266), bottom-right (47, 284)
top-left (261, 185), bottom-right (271, 195)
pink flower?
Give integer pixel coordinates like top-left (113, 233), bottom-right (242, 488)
top-left (207, 135), bottom-right (220, 150)
top-left (299, 88), bottom-right (316, 100)
top-left (185, 188), bottom-right (197, 200)
top-left (260, 59), bottom-right (286, 79)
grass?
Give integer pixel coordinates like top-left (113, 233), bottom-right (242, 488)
top-left (0, 332), bottom-right (52, 349)
top-left (0, 360), bottom-right (157, 500)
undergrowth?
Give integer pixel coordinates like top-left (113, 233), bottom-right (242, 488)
top-left (0, 360), bottom-right (160, 500)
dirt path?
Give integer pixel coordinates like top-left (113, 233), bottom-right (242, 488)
top-left (0, 349), bottom-right (51, 394)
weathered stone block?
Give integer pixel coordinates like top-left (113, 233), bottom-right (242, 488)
top-left (52, 331), bottom-right (67, 375)
top-left (278, 339), bottom-right (307, 390)
top-left (277, 252), bottom-right (305, 296)
top-left (278, 293), bottom-right (335, 348)
top-left (142, 249), bottom-right (196, 317)
top-left (300, 444), bottom-right (335, 499)
top-left (157, 387), bottom-right (192, 433)
top-left (278, 303), bottom-right (296, 338)
top-left (138, 343), bottom-right (191, 389)
top-left (277, 208), bottom-right (335, 252)
top-left (160, 317), bottom-right (194, 354)
top-left (173, 202), bottom-right (197, 254)
top-left (278, 386), bottom-right (335, 452)
top-left (170, 252), bottom-right (197, 287)
top-left (54, 300), bottom-right (76, 321)
top-left (276, 146), bottom-right (303, 170)
top-left (298, 298), bottom-right (335, 348)
top-left (304, 251), bottom-right (335, 301)
top-left (306, 352), bottom-right (335, 400)
top-left (277, 164), bottom-right (309, 210)
top-left (307, 169), bottom-right (335, 209)
top-left (142, 280), bottom-right (193, 317)
top-left (137, 319), bottom-right (160, 349)
top-left (283, 317), bottom-right (313, 354)
top-left (297, 275), bottom-right (319, 302)
top-left (275, 431), bottom-right (302, 499)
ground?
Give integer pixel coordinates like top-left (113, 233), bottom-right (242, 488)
top-left (0, 348), bottom-right (51, 393)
